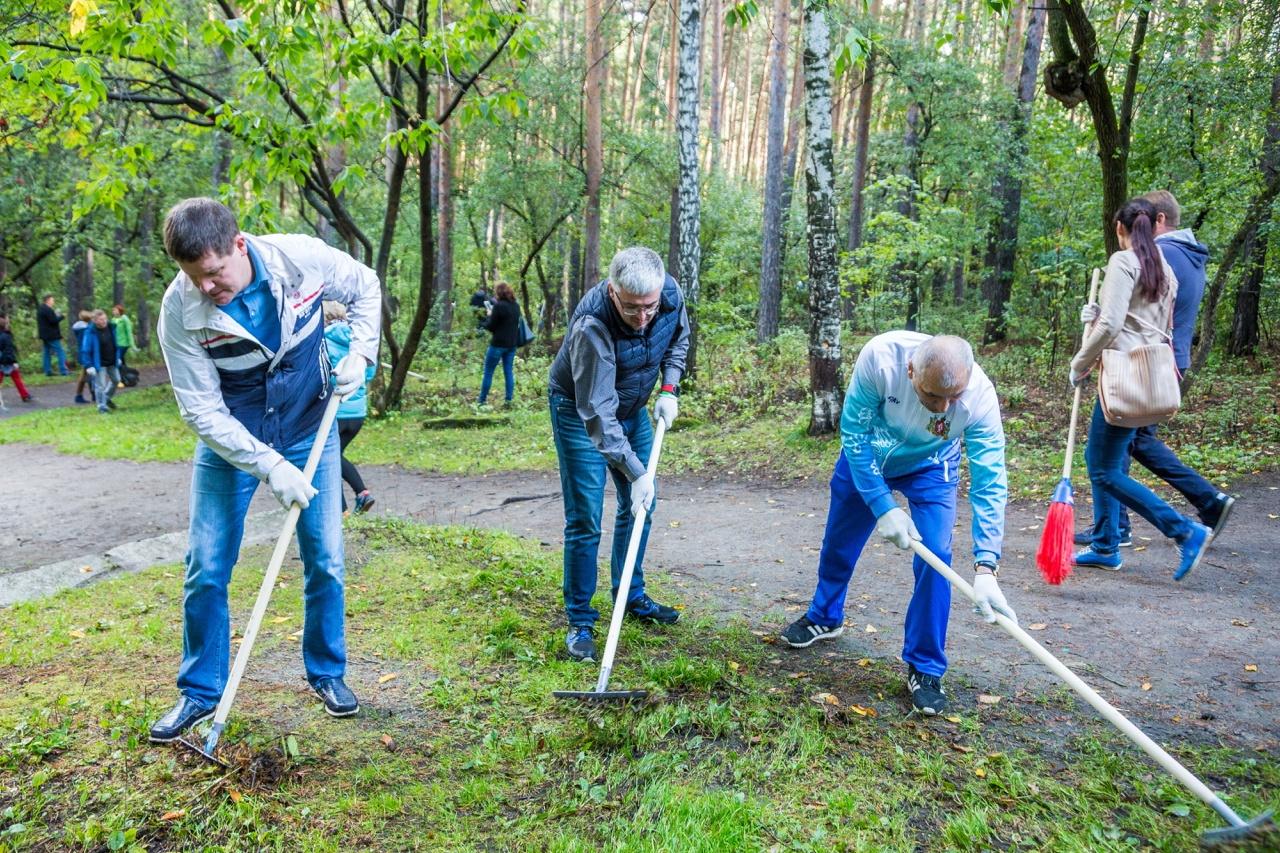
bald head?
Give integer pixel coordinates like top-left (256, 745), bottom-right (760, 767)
top-left (909, 335), bottom-right (973, 413)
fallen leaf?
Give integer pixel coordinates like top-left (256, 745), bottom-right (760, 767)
top-left (1244, 664), bottom-right (1258, 672)
top-left (378, 673), bottom-right (398, 684)
top-left (950, 742), bottom-right (972, 753)
top-left (856, 658), bottom-right (872, 667)
top-left (1270, 514), bottom-right (1279, 520)
top-left (271, 616), bottom-right (290, 624)
top-left (228, 789), bottom-right (243, 804)
top-left (1141, 682), bottom-right (1152, 691)
top-left (289, 629), bottom-right (303, 639)
top-left (159, 810), bottom-right (186, 821)
top-left (977, 694), bottom-right (1002, 705)
top-left (668, 521), bottom-right (680, 528)
top-left (68, 629), bottom-right (86, 639)
top-left (848, 704), bottom-right (877, 717)
top-left (80, 565), bottom-right (94, 573)
top-left (380, 734), bottom-right (396, 750)
top-left (1133, 545), bottom-right (1148, 552)
top-left (864, 624), bottom-right (878, 633)
top-left (945, 715), bottom-right (962, 724)
top-left (1231, 619), bottom-right (1251, 627)
top-left (728, 661), bottom-right (740, 671)
top-left (974, 767), bottom-right (987, 778)
top-left (811, 692), bottom-right (840, 706)
top-left (1028, 623), bottom-right (1047, 631)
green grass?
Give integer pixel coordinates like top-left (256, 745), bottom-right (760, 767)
top-left (1, 518), bottom-right (1275, 851)
top-left (3, 335), bottom-right (1278, 498)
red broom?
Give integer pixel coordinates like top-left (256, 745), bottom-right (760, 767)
top-left (1036, 268), bottom-right (1100, 585)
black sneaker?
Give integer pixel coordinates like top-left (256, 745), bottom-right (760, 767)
top-left (781, 615), bottom-right (845, 648)
top-left (625, 593), bottom-right (679, 625)
top-left (1202, 493), bottom-right (1235, 542)
top-left (148, 696), bottom-right (215, 743)
top-left (312, 676), bottom-right (359, 717)
top-left (566, 625), bottom-right (596, 662)
top-left (106, 398), bottom-right (117, 410)
top-left (1073, 531), bottom-right (1133, 547)
top-left (906, 664), bottom-right (948, 716)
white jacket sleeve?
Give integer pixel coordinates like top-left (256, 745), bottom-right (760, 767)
top-left (288, 235), bottom-right (382, 364)
top-left (157, 285), bottom-right (285, 480)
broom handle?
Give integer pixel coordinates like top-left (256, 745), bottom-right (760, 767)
top-left (210, 391), bottom-right (342, 732)
top-left (594, 418), bottom-right (668, 694)
top-left (1060, 269), bottom-right (1102, 479)
top-left (909, 539), bottom-right (1247, 828)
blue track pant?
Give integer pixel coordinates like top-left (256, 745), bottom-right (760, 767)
top-left (806, 450), bottom-right (958, 677)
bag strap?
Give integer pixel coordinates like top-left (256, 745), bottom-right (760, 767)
top-left (1123, 285), bottom-right (1175, 344)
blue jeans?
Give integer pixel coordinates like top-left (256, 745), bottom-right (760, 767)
top-left (1088, 423), bottom-right (1220, 544)
top-left (808, 450), bottom-right (958, 677)
top-left (1084, 401), bottom-right (1193, 554)
top-left (479, 346), bottom-right (515, 403)
top-left (550, 392), bottom-right (653, 627)
top-left (177, 426), bottom-right (346, 707)
top-left (42, 340), bottom-right (68, 376)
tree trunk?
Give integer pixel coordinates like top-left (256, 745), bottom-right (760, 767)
top-left (708, 0), bottom-right (724, 174)
top-left (112, 225), bottom-right (126, 307)
top-left (981, 0), bottom-right (1046, 343)
top-left (63, 242), bottom-right (92, 321)
top-left (802, 0), bottom-right (842, 436)
top-left (676, 0), bottom-right (702, 374)
top-left (847, 0), bottom-right (880, 254)
top-left (758, 0), bottom-right (789, 343)
top-left (435, 94), bottom-right (456, 333)
top-left (779, 14), bottom-right (806, 247)
top-left (136, 199), bottom-right (154, 350)
top-left (895, 102), bottom-right (922, 330)
top-left (584, 0), bottom-right (605, 287)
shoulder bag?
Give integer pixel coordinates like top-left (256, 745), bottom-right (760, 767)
top-left (1097, 289), bottom-right (1181, 428)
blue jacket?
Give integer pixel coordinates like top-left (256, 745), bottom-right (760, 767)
top-left (79, 323), bottom-right (120, 369)
top-left (324, 321), bottom-right (376, 418)
top-left (1156, 229), bottom-right (1209, 371)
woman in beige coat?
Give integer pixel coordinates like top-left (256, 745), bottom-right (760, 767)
top-left (1068, 197), bottom-right (1211, 581)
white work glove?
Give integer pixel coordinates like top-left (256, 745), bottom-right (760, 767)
top-left (1079, 302), bottom-right (1100, 324)
top-left (331, 353), bottom-right (367, 398)
top-left (630, 471), bottom-right (656, 518)
top-left (267, 459), bottom-right (317, 510)
top-left (875, 507), bottom-right (921, 550)
top-left (972, 573), bottom-right (1017, 625)
top-left (85, 366), bottom-right (97, 377)
top-left (654, 393), bottom-right (678, 429)
top-left (1068, 368), bottom-right (1090, 389)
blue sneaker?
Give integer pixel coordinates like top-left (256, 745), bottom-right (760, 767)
top-left (1174, 522), bottom-right (1211, 581)
top-left (1073, 548), bottom-right (1122, 571)
top-left (625, 593), bottom-right (679, 625)
top-left (566, 625), bottom-right (596, 662)
top-left (1073, 531), bottom-right (1133, 548)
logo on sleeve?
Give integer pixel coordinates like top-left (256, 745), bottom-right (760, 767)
top-left (887, 396), bottom-right (900, 404)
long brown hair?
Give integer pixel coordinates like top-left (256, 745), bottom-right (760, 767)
top-left (494, 282), bottom-right (516, 303)
top-left (1115, 198), bottom-right (1167, 303)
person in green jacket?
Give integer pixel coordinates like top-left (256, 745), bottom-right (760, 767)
top-left (111, 304), bottom-right (136, 369)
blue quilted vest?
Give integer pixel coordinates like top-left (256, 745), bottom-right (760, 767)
top-left (549, 276), bottom-right (684, 421)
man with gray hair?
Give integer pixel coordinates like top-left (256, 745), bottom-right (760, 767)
top-left (781, 331), bottom-right (1016, 716)
top-left (547, 247), bottom-right (690, 662)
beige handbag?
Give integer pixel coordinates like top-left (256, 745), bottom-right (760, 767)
top-left (1097, 292), bottom-right (1181, 428)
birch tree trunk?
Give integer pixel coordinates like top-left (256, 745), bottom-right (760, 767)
top-left (676, 0), bottom-right (703, 372)
top-left (847, 0), bottom-right (880, 254)
top-left (436, 112), bottom-right (456, 333)
top-left (802, 0), bottom-right (842, 436)
top-left (757, 0), bottom-right (789, 343)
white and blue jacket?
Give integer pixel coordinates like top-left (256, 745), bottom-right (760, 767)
top-left (158, 234), bottom-right (381, 480)
top-left (841, 331), bottom-right (1007, 564)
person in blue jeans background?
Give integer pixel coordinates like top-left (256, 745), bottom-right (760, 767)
top-left (1069, 197), bottom-right (1212, 581)
top-left (324, 300), bottom-right (378, 514)
top-left (478, 281), bottom-right (520, 407)
top-left (1074, 190), bottom-right (1234, 562)
top-left (37, 294), bottom-right (69, 376)
top-left (546, 247), bottom-right (688, 662)
top-left (150, 197), bottom-right (381, 744)
top-left (781, 332), bottom-right (1017, 717)
top-left (80, 309), bottom-right (121, 413)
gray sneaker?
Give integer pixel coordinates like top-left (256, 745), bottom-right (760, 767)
top-left (566, 626), bottom-right (596, 662)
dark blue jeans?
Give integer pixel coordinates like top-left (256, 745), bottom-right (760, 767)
top-left (808, 450), bottom-right (958, 677)
top-left (1084, 401), bottom-right (1193, 554)
top-left (1090, 423), bottom-right (1220, 543)
top-left (42, 339), bottom-right (68, 376)
top-left (550, 393), bottom-right (653, 627)
top-left (479, 345), bottom-right (515, 403)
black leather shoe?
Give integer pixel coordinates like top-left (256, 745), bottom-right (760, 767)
top-left (148, 696), bottom-right (215, 743)
top-left (313, 676), bottom-right (359, 717)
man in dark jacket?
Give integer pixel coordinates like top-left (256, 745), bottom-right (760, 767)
top-left (36, 295), bottom-right (69, 376)
top-left (1074, 190), bottom-right (1234, 567)
top-left (547, 247), bottom-right (688, 662)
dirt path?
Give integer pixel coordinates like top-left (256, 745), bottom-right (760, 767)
top-left (4, 429), bottom-right (1277, 751)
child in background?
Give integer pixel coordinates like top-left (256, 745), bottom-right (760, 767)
top-left (72, 309), bottom-right (94, 404)
top-left (0, 316), bottom-right (33, 403)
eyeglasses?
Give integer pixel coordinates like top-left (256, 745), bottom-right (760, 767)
top-left (610, 286), bottom-right (660, 319)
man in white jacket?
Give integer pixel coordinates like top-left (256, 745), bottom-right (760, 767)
top-left (150, 198), bottom-right (380, 743)
top-left (782, 332), bottom-right (1016, 716)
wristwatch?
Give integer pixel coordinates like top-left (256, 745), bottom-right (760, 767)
top-left (974, 560), bottom-right (999, 578)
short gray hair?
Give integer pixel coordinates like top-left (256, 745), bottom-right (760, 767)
top-left (913, 335), bottom-right (974, 390)
top-left (163, 197), bottom-right (239, 262)
top-left (608, 247), bottom-right (666, 296)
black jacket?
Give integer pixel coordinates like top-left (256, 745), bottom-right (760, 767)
top-left (484, 299), bottom-right (521, 348)
top-left (37, 303), bottom-right (63, 342)
top-left (0, 330), bottom-right (19, 366)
